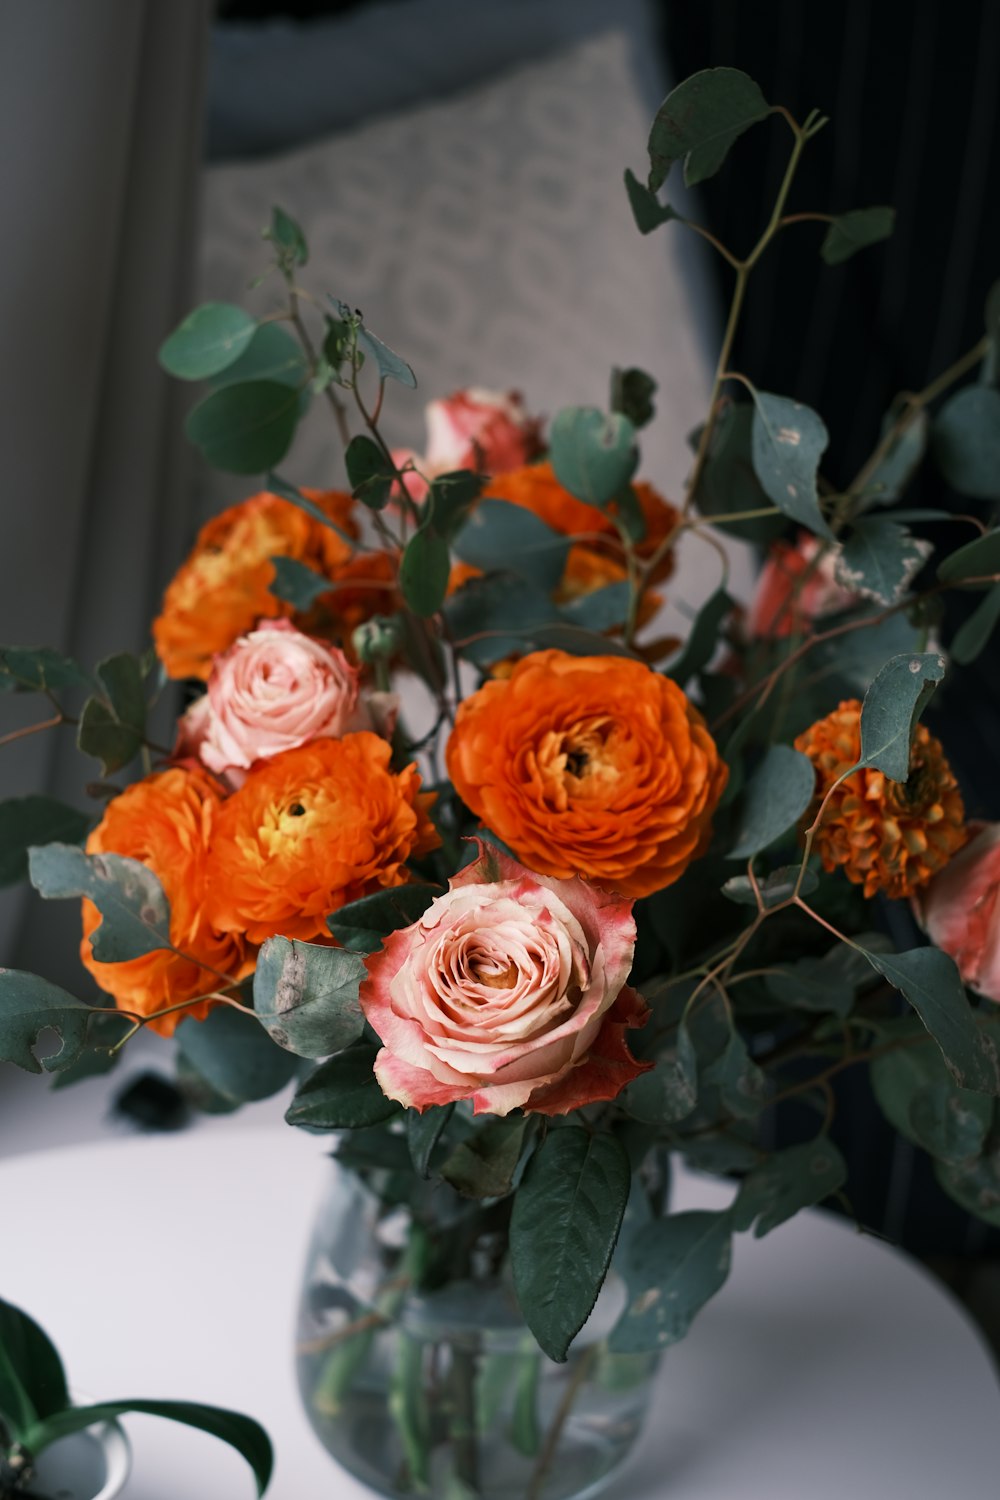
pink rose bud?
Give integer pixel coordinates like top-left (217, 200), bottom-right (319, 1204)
top-left (913, 822), bottom-right (1000, 1002)
top-left (391, 389), bottom-right (544, 503)
top-left (748, 533), bottom-right (858, 640)
top-left (361, 842), bottom-right (650, 1116)
top-left (174, 619), bottom-right (361, 788)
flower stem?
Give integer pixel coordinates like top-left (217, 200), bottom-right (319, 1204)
top-left (526, 1345), bottom-right (597, 1500)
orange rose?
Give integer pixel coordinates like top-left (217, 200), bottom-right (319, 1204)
top-left (80, 767), bottom-right (249, 1036)
top-left (205, 733), bottom-right (440, 944)
top-left (446, 650), bottom-right (727, 898)
top-left (794, 700), bottom-right (967, 899)
top-left (485, 462), bottom-right (680, 582)
top-left (153, 489), bottom-right (357, 680)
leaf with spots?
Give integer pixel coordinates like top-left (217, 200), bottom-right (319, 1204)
top-left (750, 391), bottom-right (833, 540)
top-left (253, 936), bottom-right (366, 1058)
top-left (835, 518), bottom-right (931, 606)
top-left (28, 843), bottom-right (172, 962)
top-left (609, 1210), bottom-right (732, 1353)
top-left (0, 970), bottom-right (95, 1075)
top-left (871, 1032), bottom-right (993, 1165)
top-left (856, 651), bottom-right (946, 782)
top-left (732, 1139), bottom-right (847, 1236)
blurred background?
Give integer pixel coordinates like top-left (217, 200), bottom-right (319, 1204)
top-left (1, 0), bottom-right (998, 1336)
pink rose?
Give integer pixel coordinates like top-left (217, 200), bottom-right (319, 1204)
top-left (361, 843), bottom-right (650, 1116)
top-left (748, 534), bottom-right (858, 640)
top-left (175, 620), bottom-right (361, 788)
top-left (393, 389), bottom-right (544, 502)
top-left (913, 822), bottom-right (1000, 1001)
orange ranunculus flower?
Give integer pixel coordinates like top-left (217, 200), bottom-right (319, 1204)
top-left (794, 699), bottom-right (967, 900)
top-left (153, 489), bottom-right (358, 680)
top-left (446, 650), bottom-right (728, 898)
top-left (311, 548), bottom-right (402, 637)
top-left (204, 733), bottom-right (440, 945)
top-left (80, 767), bottom-right (249, 1036)
top-left (485, 462), bottom-right (681, 582)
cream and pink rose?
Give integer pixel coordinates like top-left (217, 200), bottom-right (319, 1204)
top-left (175, 619), bottom-right (365, 788)
top-left (913, 822), bottom-right (1000, 1002)
top-left (360, 844), bottom-right (649, 1116)
top-left (393, 389), bottom-right (544, 502)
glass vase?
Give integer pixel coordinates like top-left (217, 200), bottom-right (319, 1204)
top-left (295, 1162), bottom-right (659, 1500)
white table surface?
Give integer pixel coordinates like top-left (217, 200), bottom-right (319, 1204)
top-left (1, 1125), bottom-right (998, 1500)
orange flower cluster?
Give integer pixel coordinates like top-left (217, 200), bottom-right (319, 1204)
top-left (794, 700), bottom-right (967, 899)
top-left (485, 462), bottom-right (681, 583)
top-left (152, 490), bottom-right (396, 680)
top-left (81, 738), bottom-right (439, 1030)
top-left (446, 649), bottom-right (727, 898)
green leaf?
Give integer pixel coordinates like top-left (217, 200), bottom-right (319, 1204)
top-left (426, 471), bottom-right (484, 540)
top-left (732, 1139), bottom-right (847, 1236)
top-left (25, 1399), bottom-right (273, 1496)
top-left (820, 207), bottom-right (896, 266)
top-left (933, 386), bottom-right (1000, 500)
top-left (0, 647), bottom-right (90, 695)
top-left (750, 392), bottom-right (834, 540)
top-left (0, 970), bottom-right (92, 1074)
top-left (511, 1129), bottom-right (630, 1362)
top-left (253, 937), bottom-right (366, 1058)
top-left (527, 624), bottom-right (641, 659)
top-left (727, 745), bottom-right (816, 859)
top-left (935, 1142), bottom-right (1000, 1228)
top-left (664, 588), bottom-right (733, 687)
top-left (692, 402), bottom-right (783, 543)
top-left (345, 435), bottom-right (394, 510)
top-left (0, 1298), bottom-right (69, 1436)
top-left (330, 299), bottom-right (416, 388)
top-left (454, 499), bottom-right (570, 592)
top-left (937, 528), bottom-right (1000, 587)
top-left (265, 473), bottom-right (356, 546)
top-left (177, 1004), bottom-right (299, 1106)
top-left (952, 584), bottom-right (1000, 664)
top-left (185, 380), bottom-right (301, 474)
top-left (859, 410), bottom-right (927, 507)
top-left (860, 945), bottom-right (1000, 1095)
top-left (210, 322), bottom-right (308, 391)
top-left (857, 650), bottom-right (946, 781)
top-left (559, 581), bottom-right (631, 631)
top-left (399, 524), bottom-right (450, 617)
top-left (548, 407), bottom-right (638, 509)
top-left (610, 366), bottom-right (657, 429)
top-left (871, 1037), bottom-right (992, 1164)
top-left (268, 555), bottom-right (332, 611)
top-left (646, 67), bottom-right (769, 191)
top-left (766, 941), bottom-right (881, 1017)
top-left (326, 883), bottom-right (444, 953)
top-left (285, 1042), bottom-right (400, 1130)
top-left (722, 865), bottom-right (818, 909)
top-left (835, 519), bottom-right (930, 606)
top-left (76, 698), bottom-right (140, 776)
top-left (623, 169), bottom-right (678, 234)
top-left (29, 844), bottom-right (171, 961)
top-left (158, 302), bottom-right (257, 381)
top-left (443, 574), bottom-right (560, 666)
top-left (0, 797), bottom-right (90, 887)
top-left (622, 1026), bottom-right (697, 1124)
top-left (442, 1115), bottom-right (531, 1199)
top-left (610, 1210), bottom-right (732, 1352)
top-left (265, 204), bottom-right (308, 268)
top-left (407, 1104), bottom-right (454, 1178)
top-left (703, 1028), bottom-right (769, 1119)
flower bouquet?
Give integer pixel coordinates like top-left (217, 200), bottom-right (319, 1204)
top-left (3, 67), bottom-right (1000, 1500)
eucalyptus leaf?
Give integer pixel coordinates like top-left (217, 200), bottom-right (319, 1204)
top-left (750, 392), bottom-right (833, 539)
top-left (858, 409), bottom-right (927, 507)
top-left (443, 574), bottom-right (560, 666)
top-left (286, 1043), bottom-right (400, 1130)
top-left (268, 556), bottom-right (333, 611)
top-left (549, 407), bottom-right (638, 509)
top-left (327, 883), bottom-right (444, 953)
top-left (664, 588), bottom-right (733, 687)
top-left (857, 651), bottom-right (946, 781)
top-left (861, 945), bottom-right (1000, 1095)
top-left (937, 528), bottom-right (1000, 586)
top-left (511, 1129), bottom-right (630, 1362)
top-left (210, 322), bottom-right (308, 391)
top-left (933, 386), bottom-right (1000, 500)
top-left (266, 204), bottom-right (308, 267)
top-left (0, 646), bottom-right (91, 695)
top-left (426, 470), bottom-right (484, 539)
top-left (177, 1004), bottom-right (300, 1105)
top-left (721, 865), bottom-right (818, 909)
top-left (253, 937), bottom-right (366, 1058)
top-left (952, 584), bottom-right (1000, 664)
top-left (835, 519), bottom-right (931, 606)
top-left (692, 402), bottom-right (782, 543)
top-left (529, 624), bottom-right (641, 659)
top-left (399, 524), bottom-right (450, 617)
top-left (646, 67), bottom-right (769, 190)
top-left (265, 473), bottom-right (356, 546)
top-left (623, 169), bottom-right (678, 234)
top-left (345, 435), bottom-right (394, 510)
top-left (454, 499), bottom-right (570, 592)
top-left (158, 302), bottom-right (257, 381)
top-left (611, 366), bottom-right (657, 428)
top-left (29, 844), bottom-right (171, 961)
top-left (870, 1039), bottom-right (993, 1164)
top-left (0, 970), bottom-right (93, 1074)
top-left (732, 1139), bottom-right (847, 1235)
top-left (727, 745), bottom-right (816, 859)
top-left (559, 581), bottom-right (632, 631)
top-left (77, 698), bottom-right (141, 776)
top-left (0, 797), bottom-right (90, 887)
top-left (185, 380), bottom-right (301, 474)
top-left (610, 1210), bottom-right (732, 1352)
top-left (703, 1028), bottom-right (769, 1119)
top-left (623, 1026), bottom-right (697, 1125)
top-left (766, 942), bottom-right (881, 1017)
top-left (820, 207), bottom-right (895, 266)
top-left (935, 1143), bottom-right (1000, 1228)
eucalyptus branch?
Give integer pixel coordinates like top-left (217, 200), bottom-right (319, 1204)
top-left (287, 285), bottom-right (352, 450)
top-left (0, 712), bottom-right (63, 749)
